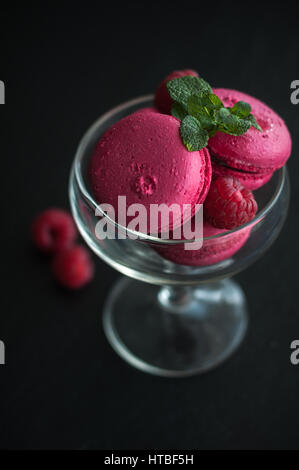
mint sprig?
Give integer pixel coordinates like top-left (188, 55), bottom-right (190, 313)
top-left (166, 76), bottom-right (262, 151)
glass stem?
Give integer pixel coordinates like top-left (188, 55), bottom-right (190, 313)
top-left (158, 285), bottom-right (193, 314)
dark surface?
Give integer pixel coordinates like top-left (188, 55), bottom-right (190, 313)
top-left (1, 3), bottom-right (299, 450)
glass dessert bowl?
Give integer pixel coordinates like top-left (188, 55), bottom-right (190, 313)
top-left (69, 95), bottom-right (290, 377)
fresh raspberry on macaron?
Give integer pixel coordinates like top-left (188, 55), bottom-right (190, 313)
top-left (154, 69), bottom-right (198, 114)
top-left (51, 245), bottom-right (94, 289)
top-left (204, 176), bottom-right (258, 230)
top-left (31, 208), bottom-right (77, 254)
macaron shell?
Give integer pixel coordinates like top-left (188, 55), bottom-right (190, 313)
top-left (211, 160), bottom-right (273, 190)
top-left (133, 107), bottom-right (158, 115)
top-left (209, 88), bottom-right (292, 172)
top-left (155, 220), bottom-right (251, 266)
top-left (196, 146), bottom-right (212, 203)
top-left (89, 110), bottom-right (211, 233)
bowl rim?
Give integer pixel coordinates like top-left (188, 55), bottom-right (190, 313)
top-left (72, 95), bottom-right (286, 245)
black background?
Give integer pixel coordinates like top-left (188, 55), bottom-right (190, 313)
top-left (1, 2), bottom-right (299, 450)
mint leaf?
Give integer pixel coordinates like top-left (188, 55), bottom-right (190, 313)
top-left (171, 102), bottom-right (188, 121)
top-left (207, 93), bottom-right (223, 108)
top-left (247, 114), bottom-right (262, 131)
top-left (197, 114), bottom-right (216, 131)
top-left (226, 117), bottom-right (251, 136)
top-left (167, 76), bottom-right (212, 108)
top-left (187, 95), bottom-right (211, 119)
top-left (187, 93), bottom-right (221, 114)
top-left (217, 108), bottom-right (251, 136)
top-left (180, 115), bottom-right (209, 151)
top-left (228, 102), bottom-right (262, 132)
top-left (230, 101), bottom-right (251, 118)
top-left (186, 95), bottom-right (217, 132)
top-left (197, 77), bottom-right (213, 95)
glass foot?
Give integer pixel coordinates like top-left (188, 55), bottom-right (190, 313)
top-left (103, 277), bottom-right (248, 377)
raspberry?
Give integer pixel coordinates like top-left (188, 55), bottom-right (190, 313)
top-left (154, 69), bottom-right (198, 114)
top-left (204, 176), bottom-right (258, 229)
top-left (31, 209), bottom-right (77, 253)
top-left (52, 245), bottom-right (94, 289)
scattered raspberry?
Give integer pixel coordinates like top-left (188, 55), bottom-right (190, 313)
top-left (204, 176), bottom-right (258, 229)
top-left (52, 245), bottom-right (94, 289)
top-left (154, 69), bottom-right (198, 114)
top-left (31, 208), bottom-right (77, 254)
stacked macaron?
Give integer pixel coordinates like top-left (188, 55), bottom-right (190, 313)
top-left (208, 89), bottom-right (292, 190)
top-left (151, 70), bottom-right (291, 266)
top-left (89, 70), bottom-right (291, 266)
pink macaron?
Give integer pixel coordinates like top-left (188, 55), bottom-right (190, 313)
top-left (155, 69), bottom-right (198, 115)
top-left (208, 88), bottom-right (292, 190)
top-left (155, 219), bottom-right (251, 266)
top-left (133, 107), bottom-right (158, 115)
top-left (89, 109), bottom-right (212, 234)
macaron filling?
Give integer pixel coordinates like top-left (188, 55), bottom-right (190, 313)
top-left (210, 151), bottom-right (274, 175)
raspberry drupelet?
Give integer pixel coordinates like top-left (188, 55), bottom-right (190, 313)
top-left (204, 176), bottom-right (258, 230)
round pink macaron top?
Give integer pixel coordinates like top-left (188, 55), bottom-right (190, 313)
top-left (154, 69), bottom-right (198, 114)
top-left (208, 88), bottom-right (292, 172)
top-left (89, 110), bottom-right (211, 233)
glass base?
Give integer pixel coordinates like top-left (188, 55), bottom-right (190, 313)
top-left (103, 277), bottom-right (248, 377)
